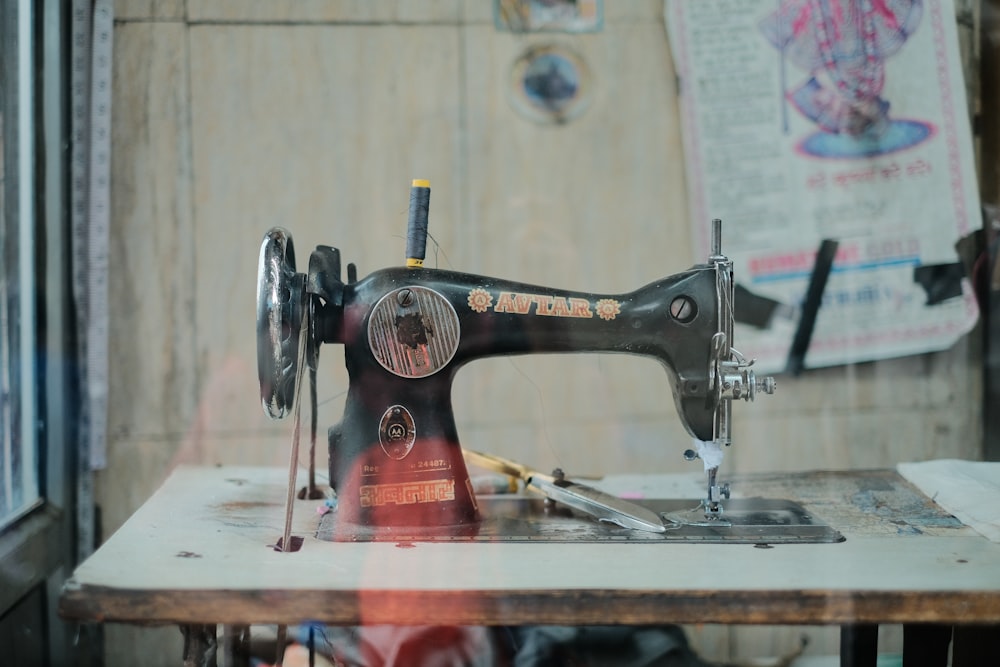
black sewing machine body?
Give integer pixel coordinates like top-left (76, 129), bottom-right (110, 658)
top-left (316, 262), bottom-right (722, 530)
top-left (257, 184), bottom-right (773, 537)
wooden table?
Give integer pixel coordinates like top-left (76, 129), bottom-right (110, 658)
top-left (59, 465), bottom-right (1000, 666)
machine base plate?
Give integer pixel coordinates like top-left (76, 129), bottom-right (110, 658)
top-left (315, 496), bottom-right (844, 544)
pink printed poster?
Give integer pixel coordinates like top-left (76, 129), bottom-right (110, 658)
top-left (667, 0), bottom-right (980, 372)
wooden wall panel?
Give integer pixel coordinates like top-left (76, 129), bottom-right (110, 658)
top-left (731, 339), bottom-right (982, 474)
top-left (100, 21), bottom-right (196, 535)
top-left (99, 19), bottom-right (197, 667)
top-left (114, 0), bottom-right (185, 21)
top-left (187, 0), bottom-right (462, 23)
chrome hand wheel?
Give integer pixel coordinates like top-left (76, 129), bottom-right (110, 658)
top-left (256, 227), bottom-right (307, 419)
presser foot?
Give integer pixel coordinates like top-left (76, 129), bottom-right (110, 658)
top-left (702, 469), bottom-right (730, 520)
top-left (662, 502), bottom-right (734, 529)
top-left (696, 504), bottom-right (732, 526)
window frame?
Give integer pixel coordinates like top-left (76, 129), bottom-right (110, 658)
top-left (0, 1), bottom-right (80, 661)
top-left (0, 0), bottom-right (39, 537)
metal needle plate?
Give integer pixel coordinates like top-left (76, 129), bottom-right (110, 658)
top-left (315, 497), bottom-right (844, 544)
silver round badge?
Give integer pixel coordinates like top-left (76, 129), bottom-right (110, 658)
top-left (379, 405), bottom-right (417, 460)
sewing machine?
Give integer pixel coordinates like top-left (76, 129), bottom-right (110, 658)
top-left (256, 180), bottom-right (785, 541)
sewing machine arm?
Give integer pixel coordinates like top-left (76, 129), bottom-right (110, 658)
top-left (312, 263), bottom-right (723, 443)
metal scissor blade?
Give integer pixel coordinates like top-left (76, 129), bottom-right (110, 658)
top-left (527, 474), bottom-right (666, 533)
top-left (463, 450), bottom-right (666, 533)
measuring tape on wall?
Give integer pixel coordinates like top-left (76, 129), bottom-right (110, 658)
top-left (70, 0), bottom-right (113, 479)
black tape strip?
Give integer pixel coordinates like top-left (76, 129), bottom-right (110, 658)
top-left (913, 263), bottom-right (965, 306)
top-left (734, 284), bottom-right (782, 329)
top-left (786, 239), bottom-right (839, 376)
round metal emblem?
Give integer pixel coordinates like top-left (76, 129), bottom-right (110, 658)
top-left (368, 286), bottom-right (460, 378)
top-left (379, 405), bottom-right (417, 460)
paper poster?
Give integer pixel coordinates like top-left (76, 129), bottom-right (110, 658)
top-left (494, 0), bottom-right (603, 33)
top-left (666, 0), bottom-right (980, 372)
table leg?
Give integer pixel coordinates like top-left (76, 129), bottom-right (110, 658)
top-left (181, 624), bottom-right (218, 667)
top-left (840, 624), bottom-right (878, 667)
top-left (222, 625), bottom-right (251, 667)
top-left (952, 625), bottom-right (1000, 667)
top-left (902, 623), bottom-right (951, 666)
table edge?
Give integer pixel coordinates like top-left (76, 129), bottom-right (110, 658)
top-left (58, 584), bottom-right (1000, 627)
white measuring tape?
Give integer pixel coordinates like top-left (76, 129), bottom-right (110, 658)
top-left (86, 0), bottom-right (112, 471)
top-left (70, 0), bottom-right (113, 476)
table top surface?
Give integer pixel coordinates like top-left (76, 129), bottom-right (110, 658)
top-left (59, 465), bottom-right (1000, 627)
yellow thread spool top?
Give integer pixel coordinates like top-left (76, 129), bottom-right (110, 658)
top-left (411, 178), bottom-right (430, 188)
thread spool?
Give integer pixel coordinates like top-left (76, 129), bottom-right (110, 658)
top-left (406, 179), bottom-right (431, 268)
